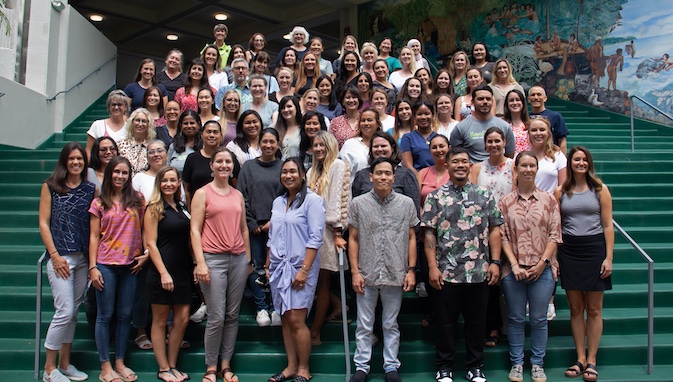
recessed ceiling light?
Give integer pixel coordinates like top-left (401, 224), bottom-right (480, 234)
top-left (214, 13), bottom-right (228, 21)
top-left (167, 34), bottom-right (179, 41)
top-left (89, 14), bottom-right (104, 22)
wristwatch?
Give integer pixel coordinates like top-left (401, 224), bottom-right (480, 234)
top-left (490, 259), bottom-right (501, 266)
top-left (542, 258), bottom-right (551, 267)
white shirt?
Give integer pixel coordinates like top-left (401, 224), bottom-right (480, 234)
top-left (535, 151), bottom-right (567, 193)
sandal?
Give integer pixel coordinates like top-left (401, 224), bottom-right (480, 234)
top-left (268, 371), bottom-right (294, 382)
top-left (99, 370), bottom-right (123, 382)
top-left (293, 376), bottom-right (311, 382)
top-left (564, 362), bottom-right (585, 378)
top-left (202, 370), bottom-right (216, 382)
top-left (484, 335), bottom-right (499, 348)
top-left (171, 368), bottom-right (190, 381)
top-left (218, 368), bottom-right (239, 382)
top-left (135, 334), bottom-right (153, 350)
top-left (115, 367), bottom-right (138, 382)
top-left (583, 364), bottom-right (598, 382)
top-left (157, 370), bottom-right (178, 382)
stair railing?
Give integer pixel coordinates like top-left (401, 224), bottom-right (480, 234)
top-left (46, 54), bottom-right (117, 101)
top-left (337, 248), bottom-right (351, 381)
top-left (34, 251), bottom-right (47, 380)
top-left (629, 95), bottom-right (673, 152)
top-left (612, 219), bottom-right (654, 374)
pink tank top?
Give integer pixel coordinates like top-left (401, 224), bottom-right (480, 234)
top-left (201, 183), bottom-right (246, 254)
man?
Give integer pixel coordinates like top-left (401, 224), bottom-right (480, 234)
top-left (606, 49), bottom-right (624, 91)
top-left (450, 84), bottom-right (515, 163)
top-left (201, 24), bottom-right (231, 71)
top-left (528, 86), bottom-right (569, 153)
top-left (586, 37), bottom-right (605, 84)
top-left (215, 58), bottom-right (252, 109)
top-left (348, 157), bottom-right (419, 382)
top-left (421, 147), bottom-right (503, 382)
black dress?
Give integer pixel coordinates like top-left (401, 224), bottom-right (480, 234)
top-left (146, 202), bottom-right (192, 305)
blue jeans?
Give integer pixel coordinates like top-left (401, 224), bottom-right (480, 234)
top-left (132, 267), bottom-right (149, 330)
top-left (248, 230), bottom-right (272, 312)
top-left (501, 267), bottom-right (555, 366)
top-left (95, 264), bottom-right (137, 362)
top-left (354, 285), bottom-right (403, 374)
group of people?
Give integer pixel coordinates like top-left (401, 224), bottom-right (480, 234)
top-left (39, 24), bottom-right (613, 382)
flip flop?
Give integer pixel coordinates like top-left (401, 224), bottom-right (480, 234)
top-left (115, 367), bottom-right (138, 382)
top-left (157, 370), bottom-right (178, 382)
top-left (170, 368), bottom-right (190, 381)
top-left (565, 362), bottom-right (585, 378)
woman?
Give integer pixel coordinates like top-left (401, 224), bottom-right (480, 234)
top-left (246, 33), bottom-right (266, 63)
top-left (276, 96), bottom-right (303, 158)
top-left (435, 94), bottom-right (458, 138)
top-left (371, 88), bottom-right (395, 131)
top-left (332, 35), bottom-right (360, 73)
top-left (198, 88), bottom-right (220, 124)
top-left (175, 59), bottom-right (215, 114)
top-left (157, 101), bottom-right (180, 147)
top-left (293, 53), bottom-right (320, 96)
top-left (307, 131), bottom-right (351, 346)
top-left (124, 59), bottom-right (168, 111)
top-left (491, 59), bottom-right (524, 117)
top-left (333, 51), bottom-right (361, 100)
top-left (270, 67), bottom-right (295, 104)
top-left (218, 90), bottom-right (241, 146)
top-left (144, 166), bottom-right (192, 382)
top-left (39, 142), bottom-right (96, 382)
top-left (360, 42), bottom-right (378, 78)
top-left (503, 89), bottom-right (531, 154)
top-left (241, 75), bottom-right (279, 128)
top-left (372, 59), bottom-right (398, 113)
top-left (415, 67), bottom-right (434, 97)
top-left (417, 135), bottom-right (451, 205)
top-left (398, 77), bottom-right (426, 106)
top-left (554, 146), bottom-right (614, 382)
top-left (250, 52), bottom-right (280, 95)
top-left (191, 147), bottom-right (251, 382)
top-left (309, 37), bottom-right (333, 76)
top-left (225, 45), bottom-right (247, 84)
top-left (183, 120), bottom-right (223, 201)
top-left (237, 129), bottom-right (283, 327)
top-left (387, 99), bottom-right (413, 145)
top-left (118, 108), bottom-right (157, 176)
top-left (274, 48), bottom-right (300, 80)
top-left (168, 111), bottom-right (203, 176)
top-left (340, 107), bottom-right (381, 180)
top-left (300, 88), bottom-right (321, 116)
top-left (226, 110), bottom-right (263, 166)
top-left (471, 43), bottom-right (495, 83)
top-left (132, 140), bottom-right (169, 202)
top-left (432, 69), bottom-right (454, 99)
top-left (528, 118), bottom-right (566, 193)
top-left (143, 86), bottom-right (168, 128)
top-left (328, 86), bottom-right (362, 149)
top-left (298, 111), bottom-right (329, 171)
top-left (354, 72), bottom-right (374, 110)
top-left (448, 51), bottom-right (470, 97)
top-left (400, 100), bottom-right (437, 175)
top-left (201, 44), bottom-right (229, 91)
top-left (454, 68), bottom-right (489, 121)
top-left (275, 26), bottom-right (309, 68)
top-left (157, 49), bottom-right (186, 101)
top-left (316, 75), bottom-right (343, 120)
top-left (389, 47), bottom-right (416, 91)
top-left (378, 37), bottom-right (402, 72)
top-left (267, 158), bottom-right (325, 382)
top-left (407, 38), bottom-right (430, 72)
top-left (89, 156), bottom-right (146, 382)
top-left (499, 151), bottom-right (562, 382)
top-left (86, 90), bottom-right (129, 159)
top-left (469, 127), bottom-right (514, 349)
top-left (88, 137), bottom-right (119, 191)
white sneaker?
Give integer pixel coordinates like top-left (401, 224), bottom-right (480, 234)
top-left (270, 310), bottom-right (282, 326)
top-left (58, 365), bottom-right (88, 381)
top-left (256, 309), bottom-right (271, 327)
top-left (531, 365), bottom-right (547, 382)
top-left (190, 303), bottom-right (208, 323)
top-left (547, 303), bottom-right (556, 321)
top-left (508, 365), bottom-right (523, 382)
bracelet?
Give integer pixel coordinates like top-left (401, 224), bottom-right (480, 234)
top-left (301, 264), bottom-right (310, 270)
top-left (88, 265), bottom-right (98, 272)
top-left (300, 268), bottom-right (309, 276)
top-left (49, 250), bottom-right (58, 255)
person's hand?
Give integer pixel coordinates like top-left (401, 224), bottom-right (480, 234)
top-left (50, 253), bottom-right (70, 279)
top-left (403, 271), bottom-right (416, 292)
top-left (292, 269), bottom-right (308, 290)
top-left (334, 236), bottom-right (347, 250)
top-left (131, 253), bottom-right (149, 275)
top-left (527, 261), bottom-right (545, 282)
top-left (428, 267), bottom-right (444, 290)
top-left (160, 272), bottom-right (174, 291)
top-left (511, 264), bottom-right (529, 281)
top-left (487, 263), bottom-right (500, 286)
top-left (89, 268), bottom-right (104, 291)
top-left (352, 272), bottom-right (365, 295)
top-left (600, 258), bottom-right (613, 279)
top-left (261, 222), bottom-right (271, 232)
top-left (194, 263), bottom-right (210, 284)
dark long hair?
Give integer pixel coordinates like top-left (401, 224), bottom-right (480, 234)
top-left (198, 88), bottom-right (218, 116)
top-left (89, 137), bottom-right (119, 171)
top-left (368, 130), bottom-right (401, 164)
top-left (562, 146), bottom-right (603, 196)
top-left (275, 96), bottom-right (302, 140)
top-left (184, 58), bottom-right (209, 94)
top-left (299, 111), bottom-right (328, 162)
top-left (334, 51), bottom-right (361, 99)
top-left (173, 110), bottom-right (203, 154)
top-left (99, 156), bottom-right (144, 210)
top-left (316, 75), bottom-right (339, 111)
top-left (259, 128), bottom-right (282, 159)
top-left (234, 110), bottom-right (262, 153)
top-left (142, 85), bottom-right (166, 117)
top-left (200, 44), bottom-right (222, 71)
top-left (45, 142), bottom-right (88, 194)
top-left (503, 89), bottom-right (530, 125)
top-left (133, 58), bottom-right (158, 83)
top-left (280, 157), bottom-right (309, 209)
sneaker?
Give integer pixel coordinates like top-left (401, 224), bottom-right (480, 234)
top-left (350, 370), bottom-right (368, 382)
top-left (416, 282), bottom-right (428, 297)
top-left (531, 365), bottom-right (547, 382)
top-left (58, 365), bottom-right (88, 381)
top-left (270, 310), bottom-right (282, 326)
top-left (435, 369), bottom-right (453, 382)
top-left (190, 303), bottom-right (208, 323)
top-left (43, 369), bottom-right (70, 382)
top-left (256, 309), bottom-right (271, 327)
top-left (508, 365), bottom-right (523, 382)
top-left (466, 368), bottom-right (486, 382)
top-left (547, 303), bottom-right (556, 321)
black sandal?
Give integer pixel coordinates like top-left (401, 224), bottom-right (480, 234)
top-left (269, 372), bottom-right (294, 382)
top-left (583, 364), bottom-right (598, 382)
top-left (293, 376), bottom-right (310, 382)
top-left (484, 335), bottom-right (499, 348)
top-left (564, 362), bottom-right (585, 378)
top-left (158, 370), bottom-right (176, 382)
top-left (202, 370), bottom-right (217, 382)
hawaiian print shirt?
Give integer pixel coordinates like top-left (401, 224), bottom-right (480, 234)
top-left (421, 182), bottom-right (503, 284)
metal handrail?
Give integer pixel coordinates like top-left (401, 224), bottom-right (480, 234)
top-left (34, 251), bottom-right (47, 380)
top-left (46, 55), bottom-right (117, 101)
top-left (337, 248), bottom-right (351, 381)
top-left (612, 219), bottom-right (654, 374)
top-left (629, 95), bottom-right (673, 152)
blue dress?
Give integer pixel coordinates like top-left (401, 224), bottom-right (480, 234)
top-left (267, 190), bottom-right (325, 315)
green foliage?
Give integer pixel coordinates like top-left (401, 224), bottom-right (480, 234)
top-left (0, 0), bottom-right (10, 37)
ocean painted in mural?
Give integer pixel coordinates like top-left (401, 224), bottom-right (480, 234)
top-left (364, 0), bottom-right (673, 125)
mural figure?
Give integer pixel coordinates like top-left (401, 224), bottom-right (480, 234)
top-left (606, 49), bottom-right (623, 91)
top-left (625, 40), bottom-right (636, 58)
top-left (586, 37), bottom-right (606, 85)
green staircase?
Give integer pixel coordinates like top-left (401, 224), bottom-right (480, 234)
top-left (1, 94), bottom-right (672, 381)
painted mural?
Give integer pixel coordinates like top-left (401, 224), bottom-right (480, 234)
top-left (365, 0), bottom-right (673, 125)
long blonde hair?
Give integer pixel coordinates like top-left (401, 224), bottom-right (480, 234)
top-left (308, 131), bottom-right (339, 197)
top-left (528, 117), bottom-right (560, 162)
top-left (147, 166), bottom-right (182, 221)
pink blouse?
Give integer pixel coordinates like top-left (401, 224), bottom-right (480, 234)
top-left (329, 115), bottom-right (358, 150)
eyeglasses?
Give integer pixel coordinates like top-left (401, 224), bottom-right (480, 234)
top-left (99, 147), bottom-right (117, 153)
top-left (110, 103), bottom-right (126, 108)
top-left (134, 119), bottom-right (149, 124)
top-left (233, 66), bottom-right (248, 71)
top-left (148, 148), bottom-right (166, 155)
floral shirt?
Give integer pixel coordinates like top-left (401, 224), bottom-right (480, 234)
top-left (421, 182), bottom-right (503, 284)
top-left (511, 122), bottom-right (531, 155)
top-left (117, 138), bottom-right (150, 176)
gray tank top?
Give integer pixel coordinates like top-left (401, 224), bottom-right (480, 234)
top-left (560, 189), bottom-right (603, 236)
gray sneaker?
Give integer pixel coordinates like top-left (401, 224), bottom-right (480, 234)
top-left (531, 365), bottom-right (547, 382)
top-left (508, 365), bottom-right (523, 382)
top-left (58, 365), bottom-right (88, 381)
top-left (43, 369), bottom-right (70, 382)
